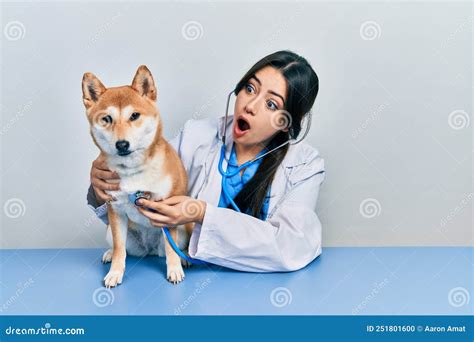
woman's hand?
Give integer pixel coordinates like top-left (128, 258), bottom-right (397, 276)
top-left (90, 153), bottom-right (120, 205)
top-left (136, 196), bottom-right (207, 227)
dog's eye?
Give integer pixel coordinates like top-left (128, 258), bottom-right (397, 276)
top-left (130, 112), bottom-right (141, 121)
top-left (101, 115), bottom-right (113, 124)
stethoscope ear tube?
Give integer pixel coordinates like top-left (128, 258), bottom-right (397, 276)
top-left (222, 90), bottom-right (236, 145)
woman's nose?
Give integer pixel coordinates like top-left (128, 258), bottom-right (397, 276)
top-left (244, 96), bottom-right (259, 115)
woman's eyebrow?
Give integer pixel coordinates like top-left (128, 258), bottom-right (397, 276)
top-left (268, 90), bottom-right (285, 105)
top-left (250, 75), bottom-right (261, 85)
top-left (251, 75), bottom-right (286, 105)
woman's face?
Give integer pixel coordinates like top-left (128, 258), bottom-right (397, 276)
top-left (233, 66), bottom-right (289, 149)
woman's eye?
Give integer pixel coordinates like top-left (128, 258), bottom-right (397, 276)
top-left (245, 84), bottom-right (255, 93)
top-left (130, 112), bottom-right (141, 121)
top-left (101, 115), bottom-right (112, 124)
top-left (267, 100), bottom-right (278, 111)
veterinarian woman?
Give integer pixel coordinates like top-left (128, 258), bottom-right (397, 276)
top-left (87, 50), bottom-right (325, 272)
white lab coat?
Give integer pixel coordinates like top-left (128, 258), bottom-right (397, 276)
top-left (87, 115), bottom-right (325, 272)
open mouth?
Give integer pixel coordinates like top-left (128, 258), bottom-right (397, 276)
top-left (117, 150), bottom-right (132, 156)
top-left (237, 118), bottom-right (251, 132)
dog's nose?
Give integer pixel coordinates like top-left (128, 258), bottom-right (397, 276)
top-left (115, 140), bottom-right (130, 152)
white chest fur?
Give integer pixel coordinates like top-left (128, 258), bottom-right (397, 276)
top-left (106, 151), bottom-right (172, 226)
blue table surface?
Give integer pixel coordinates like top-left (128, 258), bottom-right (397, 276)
top-left (0, 247), bottom-right (472, 316)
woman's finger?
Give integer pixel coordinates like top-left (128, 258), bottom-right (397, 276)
top-left (136, 206), bottom-right (170, 224)
top-left (92, 178), bottom-right (120, 191)
top-left (92, 157), bottom-right (106, 170)
top-left (136, 198), bottom-right (174, 215)
top-left (160, 196), bottom-right (185, 205)
top-left (94, 187), bottom-right (114, 203)
top-left (95, 169), bottom-right (120, 181)
top-left (93, 156), bottom-right (114, 172)
top-left (150, 221), bottom-right (178, 228)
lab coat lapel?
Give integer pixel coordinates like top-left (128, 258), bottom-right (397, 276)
top-left (198, 115), bottom-right (234, 206)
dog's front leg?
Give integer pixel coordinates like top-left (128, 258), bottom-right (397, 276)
top-left (164, 227), bottom-right (185, 284)
top-left (104, 206), bottom-right (128, 288)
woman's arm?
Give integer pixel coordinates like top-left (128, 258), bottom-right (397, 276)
top-left (87, 183), bottom-right (110, 225)
top-left (133, 144), bottom-right (326, 273)
top-left (86, 154), bottom-right (121, 226)
top-left (188, 169), bottom-right (325, 272)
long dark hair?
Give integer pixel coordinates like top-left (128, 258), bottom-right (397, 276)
top-left (229, 50), bottom-right (319, 219)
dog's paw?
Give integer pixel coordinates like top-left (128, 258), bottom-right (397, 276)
top-left (104, 269), bottom-right (124, 288)
top-left (102, 249), bottom-right (113, 264)
top-left (167, 264), bottom-right (185, 284)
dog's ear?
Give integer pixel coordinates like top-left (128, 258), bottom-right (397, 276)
top-left (82, 72), bottom-right (106, 109)
top-left (131, 65), bottom-right (157, 101)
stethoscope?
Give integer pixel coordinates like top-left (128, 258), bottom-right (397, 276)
top-left (135, 90), bottom-right (312, 266)
top-left (218, 90), bottom-right (312, 212)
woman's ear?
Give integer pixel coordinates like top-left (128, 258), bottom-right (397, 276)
top-left (131, 65), bottom-right (157, 101)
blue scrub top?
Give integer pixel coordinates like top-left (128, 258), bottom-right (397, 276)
top-left (218, 142), bottom-right (271, 220)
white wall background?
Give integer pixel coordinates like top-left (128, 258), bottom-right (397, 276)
top-left (1, 1), bottom-right (472, 249)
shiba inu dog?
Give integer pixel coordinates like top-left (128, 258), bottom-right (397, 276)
top-left (82, 65), bottom-right (191, 287)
